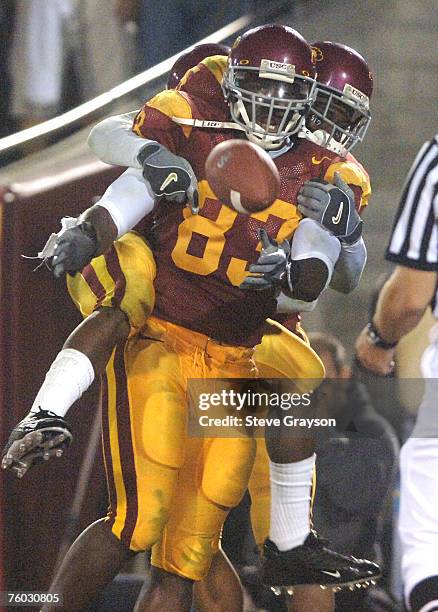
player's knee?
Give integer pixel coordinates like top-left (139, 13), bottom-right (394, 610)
top-left (156, 536), bottom-right (216, 581)
top-left (96, 306), bottom-right (130, 343)
top-left (128, 517), bottom-right (168, 552)
top-left (144, 567), bottom-right (193, 609)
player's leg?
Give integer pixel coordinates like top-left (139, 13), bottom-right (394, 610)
top-left (254, 321), bottom-right (380, 591)
top-left (148, 435), bottom-right (255, 606)
top-left (137, 549), bottom-right (242, 612)
top-left (248, 438), bottom-right (333, 612)
top-left (42, 518), bottom-right (133, 612)
top-left (255, 321), bottom-right (323, 552)
top-left (144, 333), bottom-right (257, 610)
top-left (130, 317), bottom-right (254, 609)
top-left (287, 585), bottom-right (335, 612)
top-left (193, 549), bottom-right (243, 612)
top-left (2, 232), bottom-right (155, 476)
top-left (400, 437), bottom-right (438, 611)
top-left (135, 567), bottom-right (194, 612)
top-left (399, 365), bottom-right (438, 612)
top-left (45, 323), bottom-right (187, 610)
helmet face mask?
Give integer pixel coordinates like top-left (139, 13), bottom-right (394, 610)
top-left (225, 65), bottom-right (315, 149)
top-left (308, 84), bottom-right (371, 152)
top-left (223, 25), bottom-right (316, 150)
top-left (307, 41), bottom-right (373, 153)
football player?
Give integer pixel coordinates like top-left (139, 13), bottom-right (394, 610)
top-left (240, 38), bottom-right (377, 609)
top-left (82, 25), bottom-right (376, 594)
top-left (249, 37), bottom-right (375, 547)
top-left (3, 25), bottom-right (376, 611)
top-left (305, 40), bottom-right (372, 156)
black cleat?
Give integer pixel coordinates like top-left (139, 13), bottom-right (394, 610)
top-left (261, 531), bottom-right (381, 594)
top-left (2, 408), bottom-right (73, 478)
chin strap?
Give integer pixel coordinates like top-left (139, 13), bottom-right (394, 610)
top-left (298, 126), bottom-right (348, 157)
top-left (172, 116), bottom-right (347, 157)
top-left (171, 116), bottom-right (245, 131)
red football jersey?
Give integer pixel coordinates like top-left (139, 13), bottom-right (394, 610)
top-left (132, 56), bottom-right (371, 346)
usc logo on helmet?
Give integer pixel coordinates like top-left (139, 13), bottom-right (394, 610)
top-left (311, 46), bottom-right (324, 62)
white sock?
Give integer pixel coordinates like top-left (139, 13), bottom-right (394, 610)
top-left (269, 454), bottom-right (316, 551)
top-left (30, 348), bottom-right (95, 418)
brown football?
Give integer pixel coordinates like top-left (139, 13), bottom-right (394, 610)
top-left (205, 139), bottom-right (281, 213)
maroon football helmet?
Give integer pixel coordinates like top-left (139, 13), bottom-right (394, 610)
top-left (309, 41), bottom-right (373, 152)
top-left (167, 43), bottom-right (230, 89)
top-left (223, 24), bottom-right (316, 150)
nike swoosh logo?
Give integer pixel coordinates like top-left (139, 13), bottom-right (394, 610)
top-left (322, 570), bottom-right (341, 578)
top-left (160, 172), bottom-right (178, 192)
top-left (311, 155), bottom-right (331, 165)
top-left (332, 202), bottom-right (344, 225)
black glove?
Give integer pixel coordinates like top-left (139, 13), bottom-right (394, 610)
top-left (51, 221), bottom-right (98, 278)
top-left (297, 172), bottom-right (362, 244)
top-left (240, 229), bottom-right (291, 291)
top-left (2, 408), bottom-right (73, 478)
top-left (138, 142), bottom-right (199, 213)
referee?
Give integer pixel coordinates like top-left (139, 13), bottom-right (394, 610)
top-left (355, 134), bottom-right (438, 612)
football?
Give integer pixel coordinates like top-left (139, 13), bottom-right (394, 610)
top-left (205, 139), bottom-right (281, 214)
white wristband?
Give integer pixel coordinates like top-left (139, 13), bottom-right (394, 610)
top-left (30, 348), bottom-right (95, 418)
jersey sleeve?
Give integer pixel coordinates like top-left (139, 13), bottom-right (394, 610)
top-left (323, 158), bottom-right (372, 211)
top-left (132, 89), bottom-right (194, 153)
top-left (386, 137), bottom-right (438, 270)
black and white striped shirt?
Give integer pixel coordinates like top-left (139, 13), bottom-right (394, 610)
top-left (386, 135), bottom-right (438, 272)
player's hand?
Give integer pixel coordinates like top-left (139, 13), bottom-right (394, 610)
top-left (36, 217), bottom-right (98, 278)
top-left (138, 142), bottom-right (199, 214)
top-left (354, 326), bottom-right (396, 376)
top-left (240, 229), bottom-right (290, 291)
top-left (1, 409), bottom-right (73, 479)
top-left (297, 172), bottom-right (362, 244)
top-left (49, 222), bottom-right (99, 278)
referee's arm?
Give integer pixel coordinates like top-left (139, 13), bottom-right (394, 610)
top-left (355, 136), bottom-right (438, 375)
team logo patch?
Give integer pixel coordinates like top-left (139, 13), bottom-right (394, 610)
top-left (160, 172), bottom-right (178, 192)
top-left (311, 46), bottom-right (324, 62)
top-left (259, 59), bottom-right (295, 83)
top-left (343, 83), bottom-right (369, 109)
top-left (331, 201), bottom-right (344, 225)
top-left (311, 155), bottom-right (331, 165)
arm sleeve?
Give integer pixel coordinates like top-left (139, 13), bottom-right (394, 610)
top-left (276, 293), bottom-right (318, 313)
top-left (291, 218), bottom-right (341, 278)
top-left (386, 137), bottom-right (438, 270)
top-left (88, 168), bottom-right (156, 238)
top-left (278, 219), bottom-right (341, 310)
top-left (88, 112), bottom-right (157, 168)
top-left (330, 237), bottom-right (367, 294)
top-left (87, 89), bottom-right (193, 166)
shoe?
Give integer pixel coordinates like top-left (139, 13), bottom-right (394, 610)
top-left (2, 408), bottom-right (72, 478)
top-left (261, 531), bottom-right (381, 594)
